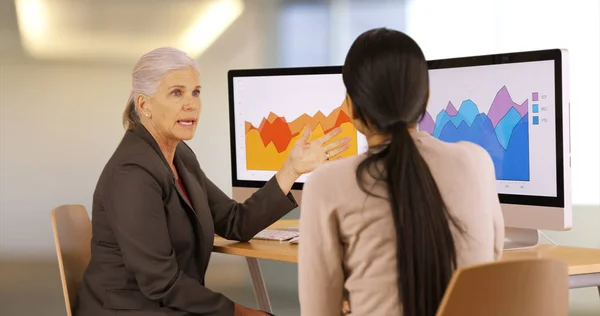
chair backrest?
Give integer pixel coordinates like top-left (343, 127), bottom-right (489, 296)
top-left (436, 258), bottom-right (569, 316)
top-left (51, 204), bottom-right (92, 316)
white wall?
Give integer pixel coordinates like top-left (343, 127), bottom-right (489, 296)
top-left (0, 60), bottom-right (129, 257)
top-left (0, 0), bottom-right (278, 259)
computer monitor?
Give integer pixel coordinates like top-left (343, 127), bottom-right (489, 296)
top-left (227, 49), bottom-right (571, 249)
top-left (425, 49), bottom-right (572, 249)
top-left (227, 66), bottom-right (360, 203)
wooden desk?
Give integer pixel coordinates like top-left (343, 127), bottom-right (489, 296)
top-left (213, 219), bottom-right (600, 313)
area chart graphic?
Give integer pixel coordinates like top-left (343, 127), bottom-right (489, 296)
top-left (245, 105), bottom-right (358, 171)
top-left (419, 85), bottom-right (530, 181)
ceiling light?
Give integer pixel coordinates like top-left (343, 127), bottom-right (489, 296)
top-left (179, 0), bottom-right (245, 58)
top-left (14, 0), bottom-right (49, 56)
top-left (13, 0), bottom-right (245, 61)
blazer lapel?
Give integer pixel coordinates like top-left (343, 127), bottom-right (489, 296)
top-left (129, 125), bottom-right (199, 213)
top-left (173, 151), bottom-right (212, 271)
top-left (173, 153), bottom-right (203, 214)
top-left (173, 175), bottom-right (194, 211)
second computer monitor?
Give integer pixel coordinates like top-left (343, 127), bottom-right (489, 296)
top-left (227, 49), bottom-right (571, 231)
top-left (425, 49), bottom-right (571, 231)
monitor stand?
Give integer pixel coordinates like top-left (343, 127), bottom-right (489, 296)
top-left (503, 227), bottom-right (540, 251)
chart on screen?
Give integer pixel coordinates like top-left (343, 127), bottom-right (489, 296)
top-left (419, 85), bottom-right (532, 181)
top-left (244, 104), bottom-right (359, 171)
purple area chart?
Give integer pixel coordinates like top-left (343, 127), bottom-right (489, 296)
top-left (419, 85), bottom-right (531, 181)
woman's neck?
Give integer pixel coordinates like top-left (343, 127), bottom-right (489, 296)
top-left (142, 122), bottom-right (178, 175)
top-left (366, 126), bottom-right (417, 147)
top-left (158, 142), bottom-right (179, 179)
top-left (158, 143), bottom-right (177, 165)
top-left (366, 133), bottom-right (391, 147)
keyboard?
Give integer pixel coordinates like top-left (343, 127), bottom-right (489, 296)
top-left (253, 229), bottom-right (299, 241)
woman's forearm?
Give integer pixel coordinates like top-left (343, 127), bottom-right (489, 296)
top-left (275, 160), bottom-right (300, 195)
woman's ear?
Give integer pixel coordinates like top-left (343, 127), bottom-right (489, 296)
top-left (344, 94), bottom-right (370, 136)
top-left (343, 94), bottom-right (355, 118)
top-left (136, 93), bottom-right (151, 117)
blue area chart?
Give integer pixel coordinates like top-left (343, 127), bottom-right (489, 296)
top-left (419, 85), bottom-right (530, 181)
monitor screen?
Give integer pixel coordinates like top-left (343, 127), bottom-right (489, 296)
top-left (228, 49), bottom-right (566, 207)
top-left (423, 60), bottom-right (557, 198)
top-left (229, 67), bottom-right (367, 186)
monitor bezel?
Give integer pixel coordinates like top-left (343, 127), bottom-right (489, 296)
top-left (228, 66), bottom-right (342, 191)
top-left (227, 49), bottom-right (566, 207)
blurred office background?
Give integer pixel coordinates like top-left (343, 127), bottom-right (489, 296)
top-left (0, 0), bottom-right (598, 315)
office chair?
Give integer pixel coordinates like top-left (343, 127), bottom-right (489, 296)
top-left (436, 257), bottom-right (569, 316)
top-left (51, 204), bottom-right (92, 316)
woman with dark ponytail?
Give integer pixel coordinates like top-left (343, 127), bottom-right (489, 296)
top-left (298, 28), bottom-right (504, 316)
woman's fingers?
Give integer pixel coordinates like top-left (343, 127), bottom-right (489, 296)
top-left (313, 127), bottom-right (342, 145)
top-left (326, 143), bottom-right (350, 159)
top-left (297, 124), bottom-right (312, 144)
top-left (323, 136), bottom-right (351, 152)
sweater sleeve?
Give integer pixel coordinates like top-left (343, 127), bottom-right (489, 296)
top-left (471, 142), bottom-right (505, 260)
top-left (298, 171), bottom-right (344, 316)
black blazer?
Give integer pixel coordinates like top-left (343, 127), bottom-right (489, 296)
top-left (74, 124), bottom-right (298, 316)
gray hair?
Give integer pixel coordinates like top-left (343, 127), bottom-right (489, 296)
top-left (123, 47), bottom-right (200, 130)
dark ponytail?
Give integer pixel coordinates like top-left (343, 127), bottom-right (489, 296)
top-left (356, 123), bottom-right (462, 316)
top-left (345, 28), bottom-right (464, 316)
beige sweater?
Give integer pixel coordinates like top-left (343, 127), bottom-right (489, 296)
top-left (298, 130), bottom-right (504, 316)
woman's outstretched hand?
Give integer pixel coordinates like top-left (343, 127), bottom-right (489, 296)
top-left (288, 125), bottom-right (350, 174)
top-left (276, 125), bottom-right (351, 194)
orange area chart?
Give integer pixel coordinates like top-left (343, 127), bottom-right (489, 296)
top-left (245, 105), bottom-right (359, 171)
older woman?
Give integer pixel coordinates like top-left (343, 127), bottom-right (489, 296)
top-left (74, 47), bottom-right (349, 316)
